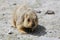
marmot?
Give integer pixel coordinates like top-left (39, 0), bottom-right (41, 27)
top-left (12, 4), bottom-right (38, 34)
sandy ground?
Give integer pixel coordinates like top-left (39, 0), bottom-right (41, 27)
top-left (0, 0), bottom-right (60, 40)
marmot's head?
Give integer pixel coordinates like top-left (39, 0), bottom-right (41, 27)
top-left (22, 9), bottom-right (38, 28)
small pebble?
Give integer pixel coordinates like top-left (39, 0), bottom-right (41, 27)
top-left (8, 32), bottom-right (13, 34)
top-left (5, 22), bottom-right (7, 24)
top-left (18, 37), bottom-right (20, 39)
top-left (3, 14), bottom-right (5, 16)
top-left (45, 10), bottom-right (55, 14)
top-left (11, 26), bottom-right (16, 28)
top-left (49, 31), bottom-right (52, 33)
top-left (58, 37), bottom-right (60, 39)
top-left (11, 26), bottom-right (14, 27)
top-left (36, 11), bottom-right (41, 13)
top-left (13, 3), bottom-right (16, 5)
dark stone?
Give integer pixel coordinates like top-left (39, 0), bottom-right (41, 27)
top-left (58, 37), bottom-right (60, 39)
top-left (13, 3), bottom-right (16, 5)
top-left (5, 22), bottom-right (7, 24)
top-left (8, 32), bottom-right (13, 34)
top-left (36, 11), bottom-right (41, 13)
top-left (18, 37), bottom-right (20, 39)
top-left (3, 14), bottom-right (5, 16)
top-left (45, 10), bottom-right (55, 14)
top-left (49, 31), bottom-right (52, 33)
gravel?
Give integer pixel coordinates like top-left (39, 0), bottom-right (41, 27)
top-left (0, 0), bottom-right (60, 40)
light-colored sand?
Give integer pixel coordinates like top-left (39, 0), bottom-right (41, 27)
top-left (0, 0), bottom-right (60, 40)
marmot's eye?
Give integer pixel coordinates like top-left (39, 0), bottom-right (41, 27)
top-left (28, 18), bottom-right (30, 22)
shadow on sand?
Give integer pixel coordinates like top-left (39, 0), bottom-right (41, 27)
top-left (25, 25), bottom-right (47, 36)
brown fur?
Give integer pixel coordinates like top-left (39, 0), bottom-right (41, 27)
top-left (12, 5), bottom-right (38, 34)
